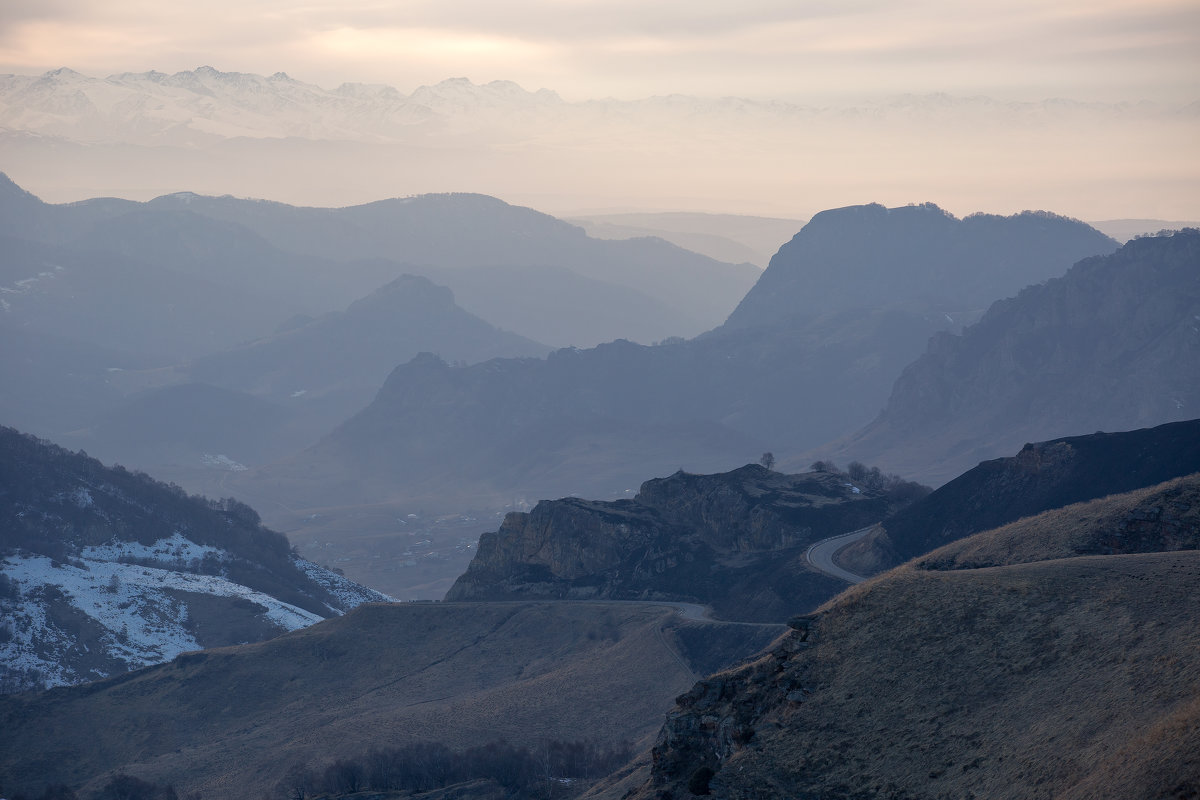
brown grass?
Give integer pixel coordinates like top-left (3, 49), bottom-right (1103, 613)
top-left (912, 473), bottom-right (1200, 571)
top-left (0, 601), bottom-right (767, 798)
top-left (612, 550), bottom-right (1200, 799)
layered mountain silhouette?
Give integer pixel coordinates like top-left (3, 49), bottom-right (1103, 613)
top-left (249, 204), bottom-right (1115, 514)
top-left (57, 275), bottom-right (547, 475)
top-left (141, 189), bottom-right (760, 345)
top-left (0, 173), bottom-right (751, 350)
top-left (837, 229), bottom-right (1200, 483)
top-left (0, 600), bottom-right (779, 797)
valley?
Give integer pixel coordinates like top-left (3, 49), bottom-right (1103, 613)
top-left (0, 60), bottom-right (1197, 797)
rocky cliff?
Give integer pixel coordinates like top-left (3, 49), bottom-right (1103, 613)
top-left (446, 465), bottom-right (924, 622)
top-left (725, 203), bottom-right (1116, 331)
top-left (837, 229), bottom-right (1200, 484)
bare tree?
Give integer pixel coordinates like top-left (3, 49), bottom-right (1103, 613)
top-left (760, 452), bottom-right (776, 471)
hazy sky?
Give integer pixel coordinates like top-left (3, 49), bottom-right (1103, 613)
top-left (2, 0), bottom-right (1197, 102)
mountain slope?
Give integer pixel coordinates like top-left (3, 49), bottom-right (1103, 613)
top-left (146, 189), bottom-right (760, 341)
top-left (725, 203), bottom-right (1116, 330)
top-left (0, 171), bottom-right (756, 350)
top-left (0, 426), bottom-right (387, 692)
top-left (837, 229), bottom-right (1200, 483)
top-left (602, 480), bottom-right (1200, 799)
top-left (0, 232), bottom-right (282, 361)
top-left (0, 601), bottom-right (781, 798)
top-left (838, 419), bottom-right (1200, 574)
top-left (2, 67), bottom-right (1191, 224)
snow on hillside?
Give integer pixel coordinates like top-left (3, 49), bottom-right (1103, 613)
top-left (295, 557), bottom-right (392, 610)
top-left (0, 532), bottom-right (389, 693)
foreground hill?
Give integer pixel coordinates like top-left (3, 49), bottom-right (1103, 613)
top-left (0, 601), bottom-right (783, 798)
top-left (446, 464), bottom-right (928, 622)
top-left (837, 229), bottom-right (1200, 484)
top-left (0, 427), bottom-right (387, 692)
top-left (913, 472), bottom-right (1200, 570)
top-left (600, 480), bottom-right (1200, 799)
top-left (839, 418), bottom-right (1200, 575)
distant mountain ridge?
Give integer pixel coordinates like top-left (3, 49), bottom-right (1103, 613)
top-left (0, 173), bottom-right (755, 349)
top-left (725, 203), bottom-right (1115, 329)
top-left (247, 203), bottom-right (1117, 517)
top-left (3, 65), bottom-right (1191, 225)
top-left (2, 67), bottom-right (1186, 148)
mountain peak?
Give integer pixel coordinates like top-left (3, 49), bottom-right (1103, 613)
top-left (723, 202), bottom-right (1116, 330)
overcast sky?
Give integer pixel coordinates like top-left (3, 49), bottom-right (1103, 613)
top-left (2, 0), bottom-right (1197, 102)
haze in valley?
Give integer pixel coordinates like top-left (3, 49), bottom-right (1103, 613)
top-left (2, 3), bottom-right (1200, 798)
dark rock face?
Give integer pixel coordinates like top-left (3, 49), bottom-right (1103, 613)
top-left (446, 465), bottom-right (908, 622)
top-left (725, 203), bottom-right (1116, 331)
top-left (841, 229), bottom-right (1200, 484)
top-left (869, 418), bottom-right (1200, 570)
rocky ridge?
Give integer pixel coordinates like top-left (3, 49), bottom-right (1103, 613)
top-left (446, 464), bottom-right (926, 622)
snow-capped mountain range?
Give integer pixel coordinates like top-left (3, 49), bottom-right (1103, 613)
top-left (0, 66), bottom-right (1186, 148)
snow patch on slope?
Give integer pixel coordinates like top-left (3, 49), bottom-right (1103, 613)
top-left (0, 535), bottom-right (327, 691)
top-left (294, 556), bottom-right (393, 610)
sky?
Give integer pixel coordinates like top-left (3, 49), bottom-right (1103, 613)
top-left (2, 0), bottom-right (1198, 103)
top-left (0, 1), bottom-right (1197, 220)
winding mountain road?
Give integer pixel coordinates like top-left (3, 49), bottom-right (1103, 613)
top-left (805, 525), bottom-right (877, 584)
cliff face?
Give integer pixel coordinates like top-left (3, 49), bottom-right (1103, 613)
top-left (724, 203), bottom-right (1116, 331)
top-left (606, 480), bottom-right (1200, 800)
top-left (838, 229), bottom-right (1200, 484)
top-left (446, 465), bottom-right (909, 622)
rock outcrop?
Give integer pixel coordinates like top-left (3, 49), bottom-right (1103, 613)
top-left (447, 465), bottom-right (923, 622)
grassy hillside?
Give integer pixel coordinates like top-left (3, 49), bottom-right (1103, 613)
top-left (601, 481), bottom-right (1200, 799)
top-left (915, 472), bottom-right (1200, 571)
top-left (0, 601), bottom-right (782, 798)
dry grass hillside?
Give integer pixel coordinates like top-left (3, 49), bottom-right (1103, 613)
top-left (914, 472), bottom-right (1200, 571)
top-left (601, 483), bottom-right (1200, 799)
top-left (0, 601), bottom-right (782, 798)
